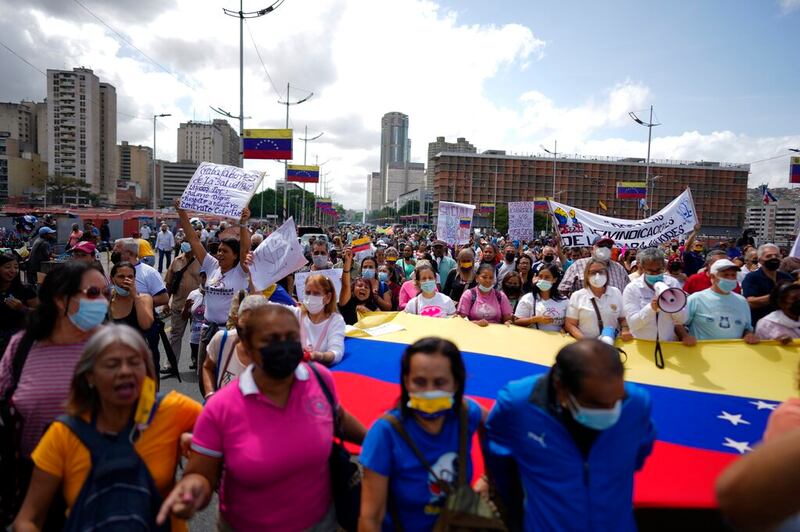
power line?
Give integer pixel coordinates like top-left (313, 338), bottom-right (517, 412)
top-left (748, 153), bottom-right (791, 165)
top-left (243, 19), bottom-right (282, 100)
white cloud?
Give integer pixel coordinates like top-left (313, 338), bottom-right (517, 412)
top-left (780, 0), bottom-right (800, 13)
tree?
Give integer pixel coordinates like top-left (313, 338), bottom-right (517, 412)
top-left (34, 175), bottom-right (92, 205)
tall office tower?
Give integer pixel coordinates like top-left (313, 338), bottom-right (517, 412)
top-left (99, 82), bottom-right (117, 198)
top-left (117, 141), bottom-right (153, 201)
top-left (177, 119), bottom-right (239, 166)
top-left (379, 112), bottom-right (410, 203)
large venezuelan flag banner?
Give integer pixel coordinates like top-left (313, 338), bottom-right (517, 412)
top-left (332, 312), bottom-right (800, 509)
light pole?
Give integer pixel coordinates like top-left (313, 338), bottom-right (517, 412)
top-left (541, 140), bottom-right (558, 200)
top-left (647, 175), bottom-right (662, 213)
top-left (152, 113), bottom-right (171, 212)
top-left (278, 83), bottom-right (314, 220)
top-left (629, 105), bottom-right (661, 216)
top-left (299, 125), bottom-right (323, 225)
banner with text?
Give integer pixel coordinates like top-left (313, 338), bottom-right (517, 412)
top-left (294, 268), bottom-right (343, 302)
top-left (179, 162), bottom-right (264, 218)
top-left (249, 217), bottom-right (308, 292)
top-left (508, 202), bottom-right (535, 241)
top-left (549, 188), bottom-right (697, 248)
top-left (437, 201), bottom-right (475, 245)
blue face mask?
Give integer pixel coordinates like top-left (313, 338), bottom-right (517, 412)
top-left (362, 268), bottom-right (375, 280)
top-left (113, 285), bottom-right (130, 297)
top-left (478, 284), bottom-right (493, 293)
top-left (378, 271), bottom-right (389, 282)
top-left (180, 242), bottom-right (191, 253)
top-left (536, 280), bottom-right (553, 292)
top-left (69, 298), bottom-right (109, 331)
top-left (717, 278), bottom-right (738, 294)
top-left (568, 395), bottom-right (622, 431)
top-left (420, 280), bottom-right (436, 294)
top-left (644, 273), bottom-right (664, 286)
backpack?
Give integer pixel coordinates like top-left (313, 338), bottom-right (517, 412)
top-left (167, 256), bottom-right (195, 296)
top-left (469, 287), bottom-right (503, 309)
top-left (57, 394), bottom-right (170, 532)
top-left (385, 404), bottom-right (506, 532)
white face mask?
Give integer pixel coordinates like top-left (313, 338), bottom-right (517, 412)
top-left (593, 247), bottom-right (611, 262)
top-left (304, 294), bottom-right (325, 314)
top-left (588, 272), bottom-right (608, 288)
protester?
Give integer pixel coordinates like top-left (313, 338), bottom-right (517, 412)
top-left (558, 236), bottom-right (630, 296)
top-left (685, 259), bottom-right (759, 343)
top-left (182, 271), bottom-right (207, 371)
top-left (754, 282), bottom-right (800, 343)
top-left (112, 238), bottom-right (168, 307)
top-left (385, 246), bottom-right (404, 281)
top-left (622, 247), bottom-right (694, 344)
top-left (486, 339), bottom-right (655, 531)
top-left (513, 264), bottom-right (568, 332)
top-left (305, 240), bottom-right (335, 271)
top-left (67, 241), bottom-right (99, 266)
top-left (742, 243), bottom-right (793, 327)
top-left (66, 223), bottom-right (83, 250)
top-left (666, 258), bottom-right (687, 284)
top-left (565, 258), bottom-right (632, 341)
top-left (0, 253), bottom-right (37, 356)
top-left (443, 248), bottom-right (478, 303)
top-left (139, 222), bottom-right (152, 243)
top-left (496, 242), bottom-right (517, 286)
top-left (360, 337), bottom-right (485, 531)
top-left (501, 271), bottom-right (523, 312)
top-left (164, 242), bottom-right (201, 373)
top-left (109, 261), bottom-right (154, 336)
top-left (134, 232), bottom-right (156, 267)
top-left (532, 245), bottom-right (559, 275)
top-left (683, 250), bottom-right (738, 295)
top-left (357, 256), bottom-right (393, 311)
top-left (517, 254), bottom-right (535, 294)
top-left (25, 227), bottom-right (55, 287)
top-left (155, 223), bottom-right (176, 273)
top-left (397, 244), bottom-right (417, 280)
top-left (340, 277), bottom-right (382, 325)
top-left (680, 224), bottom-right (704, 275)
top-left (13, 324), bottom-right (201, 532)
top-left (399, 260), bottom-right (437, 310)
top-left (457, 263), bottom-right (513, 326)
top-left (378, 261), bottom-right (401, 310)
top-left (404, 264), bottom-right (457, 318)
top-left (157, 304), bottom-right (365, 531)
top-left (99, 219), bottom-right (111, 251)
top-left (291, 273), bottom-right (346, 365)
top-left (431, 240), bottom-right (456, 285)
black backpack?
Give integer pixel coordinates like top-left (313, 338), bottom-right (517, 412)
top-left (57, 395), bottom-right (170, 532)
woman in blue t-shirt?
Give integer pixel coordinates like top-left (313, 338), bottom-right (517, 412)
top-left (359, 337), bottom-right (485, 531)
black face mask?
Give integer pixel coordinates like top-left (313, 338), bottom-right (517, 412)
top-left (259, 340), bottom-right (303, 379)
top-left (763, 258), bottom-right (781, 271)
top-left (543, 255), bottom-right (554, 263)
top-left (671, 245), bottom-right (679, 251)
top-left (790, 300), bottom-right (800, 317)
top-left (505, 252), bottom-right (515, 262)
top-left (110, 251), bottom-right (122, 264)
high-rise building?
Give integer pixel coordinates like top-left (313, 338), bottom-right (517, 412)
top-left (367, 171), bottom-right (382, 212)
top-left (177, 119), bottom-right (239, 166)
top-left (745, 201), bottom-right (800, 247)
top-left (158, 160), bottom-right (200, 204)
top-left (426, 136), bottom-right (476, 190)
top-left (379, 112), bottom-right (409, 203)
top-left (432, 151), bottom-right (750, 234)
top-left (386, 162), bottom-right (425, 205)
top-left (46, 67), bottom-right (117, 198)
top-left (117, 141), bottom-right (153, 202)
top-left (0, 101), bottom-right (45, 153)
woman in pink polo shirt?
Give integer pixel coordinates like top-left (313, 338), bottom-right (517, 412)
top-left (157, 304), bottom-right (366, 531)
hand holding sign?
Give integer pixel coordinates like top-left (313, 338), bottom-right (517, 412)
top-left (179, 162), bottom-right (264, 219)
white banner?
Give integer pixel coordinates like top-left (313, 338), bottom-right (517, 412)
top-left (294, 268), bottom-right (343, 302)
top-left (179, 162), bottom-right (264, 218)
top-left (248, 217), bottom-right (308, 292)
top-left (437, 201), bottom-right (475, 245)
top-left (508, 202), bottom-right (535, 241)
top-left (790, 232), bottom-right (800, 259)
top-left (549, 188), bottom-right (698, 248)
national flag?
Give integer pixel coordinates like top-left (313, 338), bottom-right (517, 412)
top-left (334, 313), bottom-right (786, 509)
top-left (243, 129), bottom-right (293, 160)
top-left (478, 203), bottom-right (495, 216)
top-left (791, 157), bottom-right (800, 184)
top-left (599, 200), bottom-right (608, 211)
top-left (351, 236), bottom-right (371, 253)
top-left (287, 164), bottom-right (320, 183)
top-left (459, 217), bottom-right (472, 228)
top-left (534, 197), bottom-right (550, 211)
top-left (617, 181), bottom-right (647, 199)
top-left (761, 184), bottom-right (777, 205)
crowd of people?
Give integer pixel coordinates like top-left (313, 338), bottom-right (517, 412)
top-left (0, 207), bottom-right (798, 531)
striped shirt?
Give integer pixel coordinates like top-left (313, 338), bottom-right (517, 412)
top-left (0, 332), bottom-right (87, 457)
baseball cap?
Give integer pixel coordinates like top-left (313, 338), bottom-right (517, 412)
top-left (433, 239), bottom-right (446, 247)
top-left (592, 235), bottom-right (614, 247)
top-left (38, 226), bottom-right (56, 235)
top-left (70, 241), bottom-right (96, 255)
top-left (710, 259), bottom-right (739, 275)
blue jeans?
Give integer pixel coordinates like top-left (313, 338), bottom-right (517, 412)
top-left (158, 249), bottom-right (172, 272)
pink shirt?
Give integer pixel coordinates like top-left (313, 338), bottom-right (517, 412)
top-left (191, 362), bottom-right (337, 530)
top-left (457, 287), bottom-right (513, 324)
top-left (398, 280), bottom-right (421, 310)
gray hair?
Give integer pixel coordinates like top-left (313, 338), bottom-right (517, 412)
top-left (705, 249), bottom-right (727, 265)
top-left (67, 324), bottom-right (156, 416)
top-left (238, 294), bottom-right (271, 317)
top-left (635, 247), bottom-right (665, 268)
top-left (251, 233), bottom-right (264, 246)
top-left (757, 243), bottom-right (779, 259)
top-left (116, 237), bottom-right (140, 257)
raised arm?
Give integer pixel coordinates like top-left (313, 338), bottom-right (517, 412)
top-left (174, 199), bottom-right (207, 265)
top-left (238, 208), bottom-right (251, 268)
top-left (339, 247), bottom-right (353, 307)
top-left (684, 223), bottom-right (702, 251)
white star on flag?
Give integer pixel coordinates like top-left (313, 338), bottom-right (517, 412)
top-left (749, 400), bottom-right (778, 411)
top-left (722, 438), bottom-right (753, 455)
top-left (717, 411), bottom-right (750, 426)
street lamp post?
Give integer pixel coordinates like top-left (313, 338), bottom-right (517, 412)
top-left (629, 106), bottom-right (661, 216)
top-left (152, 113), bottom-right (171, 212)
top-left (278, 84), bottom-right (314, 221)
top-left (541, 141), bottom-right (558, 233)
top-left (299, 125), bottom-right (323, 225)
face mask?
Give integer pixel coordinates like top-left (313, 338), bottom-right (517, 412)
top-left (378, 271), bottom-right (389, 282)
top-left (536, 280), bottom-right (553, 292)
top-left (671, 245), bottom-right (679, 251)
top-left (69, 298), bottom-right (109, 331)
top-left (407, 390), bottom-right (455, 419)
top-left (543, 255), bottom-right (554, 263)
top-left (387, 258), bottom-right (397, 265)
top-left (113, 285), bottom-right (129, 297)
top-left (303, 294), bottom-right (325, 314)
top-left (110, 251), bottom-right (122, 264)
top-left (312, 255), bottom-right (328, 268)
top-left (478, 283), bottom-right (493, 293)
top-left (460, 261), bottom-right (473, 270)
top-left (644, 273), bottom-right (664, 285)
top-left (259, 340), bottom-right (303, 380)
top-left (180, 242), bottom-right (191, 253)
top-left (568, 395), bottom-right (622, 431)
top-left (362, 268), bottom-right (375, 280)
top-left (716, 278), bottom-right (737, 294)
top-left (763, 258), bottom-right (781, 271)
top-left (588, 272), bottom-right (607, 288)
top-left (420, 280), bottom-right (436, 294)
top-left (593, 247), bottom-right (611, 262)
top-left (505, 285), bottom-right (520, 295)
top-left (505, 252), bottom-right (515, 262)
top-left (789, 300), bottom-right (800, 317)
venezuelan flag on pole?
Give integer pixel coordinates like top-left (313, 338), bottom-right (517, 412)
top-left (534, 197), bottom-right (550, 211)
top-left (243, 129), bottom-right (293, 160)
top-left (333, 313), bottom-right (798, 509)
top-left (617, 181), bottom-right (647, 199)
top-left (287, 165), bottom-right (320, 183)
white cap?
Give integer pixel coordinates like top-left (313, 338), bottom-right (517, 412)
top-left (710, 258), bottom-right (738, 275)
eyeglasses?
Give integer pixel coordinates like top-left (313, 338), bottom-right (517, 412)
top-left (79, 286), bottom-right (113, 300)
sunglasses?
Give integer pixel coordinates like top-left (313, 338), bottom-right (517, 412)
top-left (79, 286), bottom-right (113, 300)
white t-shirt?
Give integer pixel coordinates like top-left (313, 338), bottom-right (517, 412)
top-left (202, 254), bottom-right (250, 325)
top-left (404, 292), bottom-right (456, 318)
top-left (288, 306), bottom-right (346, 364)
top-left (186, 288), bottom-right (206, 344)
top-left (515, 293), bottom-right (569, 332)
top-left (206, 328), bottom-right (248, 389)
top-left (134, 261), bottom-right (167, 297)
top-left (566, 287), bottom-right (624, 338)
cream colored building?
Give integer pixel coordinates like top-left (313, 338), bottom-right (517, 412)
top-left (177, 119), bottom-right (239, 166)
top-left (117, 141), bottom-right (152, 202)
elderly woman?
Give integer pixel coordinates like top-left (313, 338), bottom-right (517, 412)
top-left (13, 324), bottom-right (201, 532)
top-left (157, 304), bottom-right (366, 530)
top-left (755, 282), bottom-right (800, 344)
top-left (565, 258), bottom-right (633, 341)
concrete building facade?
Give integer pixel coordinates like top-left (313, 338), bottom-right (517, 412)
top-left (367, 171), bottom-right (382, 212)
top-left (426, 136), bottom-right (476, 191)
top-left (745, 201), bottom-right (800, 247)
top-left (158, 160), bottom-right (200, 205)
top-left (379, 112), bottom-right (410, 203)
top-left (177, 119), bottom-right (239, 166)
top-left (117, 141), bottom-right (152, 203)
top-left (386, 162), bottom-right (425, 205)
top-left (0, 101), bottom-right (45, 153)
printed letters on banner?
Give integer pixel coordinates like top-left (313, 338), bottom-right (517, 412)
top-left (179, 162), bottom-right (264, 218)
top-left (437, 201), bottom-right (475, 245)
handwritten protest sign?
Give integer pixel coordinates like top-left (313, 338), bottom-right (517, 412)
top-left (437, 201), bottom-right (475, 245)
top-left (179, 162), bottom-right (264, 218)
top-left (508, 202), bottom-right (535, 241)
top-left (294, 268), bottom-right (343, 302)
top-left (249, 217), bottom-right (308, 292)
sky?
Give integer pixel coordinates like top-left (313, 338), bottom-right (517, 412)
top-left (0, 0), bottom-right (798, 210)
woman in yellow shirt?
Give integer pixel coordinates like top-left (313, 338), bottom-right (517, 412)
top-left (13, 323), bottom-right (201, 532)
